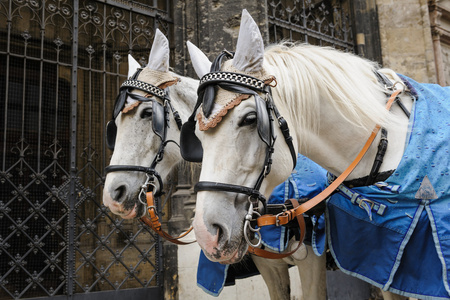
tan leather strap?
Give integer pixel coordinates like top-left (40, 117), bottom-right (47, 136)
top-left (141, 192), bottom-right (195, 245)
top-left (256, 89), bottom-right (401, 228)
top-left (248, 199), bottom-right (306, 259)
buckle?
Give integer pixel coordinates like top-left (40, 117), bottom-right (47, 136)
top-left (275, 211), bottom-right (286, 227)
top-left (359, 198), bottom-right (374, 210)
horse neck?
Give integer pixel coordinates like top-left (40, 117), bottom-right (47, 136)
top-left (292, 101), bottom-right (380, 179)
top-left (267, 58), bottom-right (399, 180)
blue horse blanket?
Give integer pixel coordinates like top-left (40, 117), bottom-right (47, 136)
top-left (325, 75), bottom-right (450, 299)
top-left (197, 75), bottom-right (450, 299)
top-left (197, 155), bottom-right (327, 296)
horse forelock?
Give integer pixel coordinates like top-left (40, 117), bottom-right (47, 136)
top-left (263, 42), bottom-right (393, 150)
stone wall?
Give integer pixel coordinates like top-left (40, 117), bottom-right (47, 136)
top-left (173, 0), bottom-right (268, 78)
top-left (376, 0), bottom-right (437, 83)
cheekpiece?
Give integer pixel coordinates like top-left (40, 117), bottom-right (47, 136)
top-left (121, 79), bottom-right (166, 99)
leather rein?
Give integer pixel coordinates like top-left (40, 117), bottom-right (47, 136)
top-left (180, 50), bottom-right (406, 259)
top-left (248, 88), bottom-right (403, 259)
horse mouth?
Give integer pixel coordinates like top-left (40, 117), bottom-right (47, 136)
top-left (120, 204), bottom-right (137, 219)
top-left (206, 238), bottom-right (248, 264)
top-left (103, 194), bottom-right (145, 219)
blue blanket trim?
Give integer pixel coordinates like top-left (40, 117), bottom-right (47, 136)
top-left (197, 251), bottom-right (229, 297)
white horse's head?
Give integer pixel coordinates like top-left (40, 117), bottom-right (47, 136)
top-left (103, 29), bottom-right (197, 219)
top-left (185, 10), bottom-right (296, 263)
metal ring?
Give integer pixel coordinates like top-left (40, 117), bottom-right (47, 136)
top-left (244, 220), bottom-right (262, 248)
top-left (392, 81), bottom-right (407, 93)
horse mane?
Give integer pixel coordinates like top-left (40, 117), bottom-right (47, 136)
top-left (263, 42), bottom-right (393, 144)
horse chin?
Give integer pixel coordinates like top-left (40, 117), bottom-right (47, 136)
top-left (103, 190), bottom-right (146, 219)
top-left (203, 238), bottom-right (248, 264)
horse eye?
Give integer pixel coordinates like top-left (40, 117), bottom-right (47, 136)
top-left (239, 112), bottom-right (257, 126)
top-left (140, 108), bottom-right (152, 119)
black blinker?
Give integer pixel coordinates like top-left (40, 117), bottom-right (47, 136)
top-left (106, 120), bottom-right (117, 151)
top-left (152, 100), bottom-right (166, 139)
top-left (180, 118), bottom-right (203, 162)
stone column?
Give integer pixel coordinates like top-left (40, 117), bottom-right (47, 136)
top-left (376, 0), bottom-right (436, 82)
top-left (429, 0), bottom-right (446, 85)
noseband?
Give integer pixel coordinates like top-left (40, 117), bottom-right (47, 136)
top-left (180, 51), bottom-right (297, 243)
top-left (105, 68), bottom-right (182, 197)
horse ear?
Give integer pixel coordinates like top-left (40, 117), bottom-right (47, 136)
top-left (147, 29), bottom-right (170, 72)
top-left (128, 54), bottom-right (141, 78)
top-left (187, 41), bottom-right (212, 79)
top-left (233, 9), bottom-right (264, 73)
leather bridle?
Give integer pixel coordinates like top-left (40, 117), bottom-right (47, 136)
top-left (105, 68), bottom-right (182, 197)
top-left (104, 69), bottom-right (195, 244)
top-left (180, 51), bottom-right (297, 208)
top-left (180, 51), bottom-right (298, 252)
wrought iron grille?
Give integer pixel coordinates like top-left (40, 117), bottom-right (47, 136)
top-left (268, 0), bottom-right (354, 51)
top-left (0, 0), bottom-right (172, 299)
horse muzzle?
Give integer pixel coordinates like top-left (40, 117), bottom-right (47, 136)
top-left (193, 209), bottom-right (248, 264)
top-left (102, 184), bottom-right (145, 219)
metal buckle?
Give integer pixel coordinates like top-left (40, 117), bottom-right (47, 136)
top-left (359, 198), bottom-right (374, 210)
top-left (275, 211), bottom-right (286, 227)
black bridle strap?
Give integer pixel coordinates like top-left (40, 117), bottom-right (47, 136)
top-left (104, 165), bottom-right (164, 194)
top-left (194, 182), bottom-right (266, 202)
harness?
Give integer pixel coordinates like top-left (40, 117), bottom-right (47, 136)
top-left (180, 50), bottom-right (408, 259)
top-left (104, 69), bottom-right (194, 244)
top-left (180, 51), bottom-right (302, 257)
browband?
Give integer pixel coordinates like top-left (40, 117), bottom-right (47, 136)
top-left (120, 79), bottom-right (166, 99)
top-left (199, 72), bottom-right (266, 92)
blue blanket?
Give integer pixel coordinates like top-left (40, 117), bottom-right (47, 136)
top-left (197, 155), bottom-right (327, 296)
top-left (326, 75), bottom-right (450, 299)
top-left (197, 75), bottom-right (450, 299)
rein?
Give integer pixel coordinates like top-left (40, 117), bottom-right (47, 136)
top-left (247, 89), bottom-right (403, 258)
top-left (180, 51), bottom-right (406, 259)
top-left (254, 89), bottom-right (402, 232)
top-left (104, 69), bottom-right (195, 245)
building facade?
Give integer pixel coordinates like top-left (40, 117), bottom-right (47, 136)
top-left (0, 0), bottom-right (447, 300)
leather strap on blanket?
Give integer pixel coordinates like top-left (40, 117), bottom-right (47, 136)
top-left (141, 192), bottom-right (195, 245)
top-left (256, 89), bottom-right (402, 228)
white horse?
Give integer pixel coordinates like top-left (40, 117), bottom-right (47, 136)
top-left (102, 29), bottom-right (314, 300)
top-left (184, 9), bottom-right (423, 300)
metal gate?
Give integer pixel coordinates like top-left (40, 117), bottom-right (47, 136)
top-left (0, 1), bottom-right (172, 299)
top-left (268, 0), bottom-right (354, 51)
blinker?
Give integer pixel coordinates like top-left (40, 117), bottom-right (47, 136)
top-left (180, 118), bottom-right (203, 162)
top-left (152, 100), bottom-right (166, 140)
top-left (106, 120), bottom-right (117, 151)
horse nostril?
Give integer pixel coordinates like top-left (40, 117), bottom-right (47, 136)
top-left (213, 223), bottom-right (228, 248)
top-left (113, 185), bottom-right (127, 202)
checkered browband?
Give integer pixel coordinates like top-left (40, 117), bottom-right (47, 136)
top-left (199, 72), bottom-right (266, 91)
top-left (121, 79), bottom-right (166, 99)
